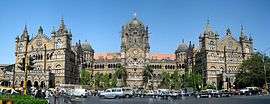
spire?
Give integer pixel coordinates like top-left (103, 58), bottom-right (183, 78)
top-left (21, 25), bottom-right (29, 39)
top-left (205, 17), bottom-right (212, 32)
top-left (38, 26), bottom-right (43, 34)
top-left (60, 16), bottom-right (65, 29)
top-left (226, 28), bottom-right (232, 36)
top-left (133, 12), bottom-right (137, 19)
top-left (23, 25), bottom-right (28, 34)
top-left (240, 24), bottom-right (244, 37)
top-left (182, 39), bottom-right (184, 43)
top-left (189, 41), bottom-right (192, 49)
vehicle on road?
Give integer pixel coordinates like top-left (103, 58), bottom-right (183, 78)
top-left (169, 90), bottom-right (179, 99)
top-left (220, 90), bottom-right (232, 97)
top-left (240, 87), bottom-right (262, 96)
top-left (195, 90), bottom-right (211, 98)
top-left (71, 88), bottom-right (88, 98)
top-left (157, 89), bottom-right (170, 99)
top-left (207, 89), bottom-right (221, 98)
top-left (99, 87), bottom-right (134, 99)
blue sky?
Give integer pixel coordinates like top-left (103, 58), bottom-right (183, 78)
top-left (1, 0), bottom-right (270, 64)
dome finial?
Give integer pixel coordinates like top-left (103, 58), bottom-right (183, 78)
top-left (205, 17), bottom-right (211, 31)
top-left (60, 16), bottom-right (65, 29)
top-left (133, 12), bottom-right (137, 19)
top-left (240, 24), bottom-right (244, 37)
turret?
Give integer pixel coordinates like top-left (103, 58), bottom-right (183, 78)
top-left (199, 18), bottom-right (219, 51)
top-left (239, 25), bottom-right (253, 58)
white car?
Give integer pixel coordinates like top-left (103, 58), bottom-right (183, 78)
top-left (72, 89), bottom-right (88, 97)
top-left (99, 88), bottom-right (133, 98)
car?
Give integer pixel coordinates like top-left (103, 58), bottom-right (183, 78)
top-left (71, 88), bottom-right (88, 98)
top-left (195, 90), bottom-right (211, 98)
top-left (247, 87), bottom-right (262, 95)
top-left (99, 87), bottom-right (133, 99)
top-left (122, 87), bottom-right (134, 98)
top-left (134, 89), bottom-right (145, 97)
top-left (180, 89), bottom-right (194, 97)
top-left (207, 89), bottom-right (221, 98)
top-left (157, 89), bottom-right (170, 99)
top-left (169, 90), bottom-right (179, 99)
top-left (220, 90), bottom-right (232, 97)
top-left (144, 90), bottom-right (155, 97)
top-left (239, 88), bottom-right (249, 95)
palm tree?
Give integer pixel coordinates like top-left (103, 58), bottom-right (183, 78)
top-left (143, 65), bottom-right (154, 89)
top-left (115, 65), bottom-right (127, 86)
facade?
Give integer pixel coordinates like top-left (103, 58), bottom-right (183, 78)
top-left (196, 21), bottom-right (253, 89)
top-left (14, 18), bottom-right (81, 88)
top-left (82, 16), bottom-right (195, 88)
top-left (83, 16), bottom-right (253, 89)
top-left (10, 15), bottom-right (253, 89)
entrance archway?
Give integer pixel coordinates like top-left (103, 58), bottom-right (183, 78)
top-left (34, 81), bottom-right (39, 88)
top-left (49, 80), bottom-right (55, 88)
top-left (40, 81), bottom-right (45, 88)
top-left (20, 81), bottom-right (24, 87)
top-left (27, 80), bottom-right (32, 88)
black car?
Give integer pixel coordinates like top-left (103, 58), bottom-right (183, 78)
top-left (220, 90), bottom-right (232, 97)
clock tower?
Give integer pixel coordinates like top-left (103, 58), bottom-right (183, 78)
top-left (121, 15), bottom-right (150, 87)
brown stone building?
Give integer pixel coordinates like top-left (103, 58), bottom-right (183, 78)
top-left (14, 18), bottom-right (81, 88)
top-left (11, 15), bottom-right (253, 89)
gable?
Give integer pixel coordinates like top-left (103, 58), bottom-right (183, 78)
top-left (217, 35), bottom-right (242, 52)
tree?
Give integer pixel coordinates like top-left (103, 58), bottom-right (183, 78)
top-left (94, 72), bottom-right (102, 89)
top-left (101, 73), bottom-right (111, 88)
top-left (159, 71), bottom-right (171, 89)
top-left (143, 65), bottom-right (153, 89)
top-left (170, 70), bottom-right (182, 90)
top-left (234, 53), bottom-right (270, 89)
top-left (115, 65), bottom-right (127, 86)
top-left (80, 69), bottom-right (92, 85)
top-left (110, 74), bottom-right (118, 87)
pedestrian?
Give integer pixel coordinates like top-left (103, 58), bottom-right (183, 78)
top-left (54, 87), bottom-right (60, 104)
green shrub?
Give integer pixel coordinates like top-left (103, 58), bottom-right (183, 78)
top-left (0, 95), bottom-right (48, 104)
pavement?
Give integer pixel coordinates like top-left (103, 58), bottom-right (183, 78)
top-left (50, 95), bottom-right (270, 104)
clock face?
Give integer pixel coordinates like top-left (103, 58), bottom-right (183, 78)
top-left (56, 39), bottom-right (62, 49)
top-left (133, 50), bottom-right (138, 55)
top-left (18, 43), bottom-right (23, 52)
top-left (36, 40), bottom-right (42, 47)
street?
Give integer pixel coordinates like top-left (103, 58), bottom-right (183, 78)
top-left (51, 95), bottom-right (270, 104)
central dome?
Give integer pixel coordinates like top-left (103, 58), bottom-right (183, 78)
top-left (126, 17), bottom-right (144, 27)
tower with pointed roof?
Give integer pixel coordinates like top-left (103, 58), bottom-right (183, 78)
top-left (120, 14), bottom-right (150, 87)
top-left (175, 39), bottom-right (188, 73)
top-left (239, 25), bottom-right (253, 59)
